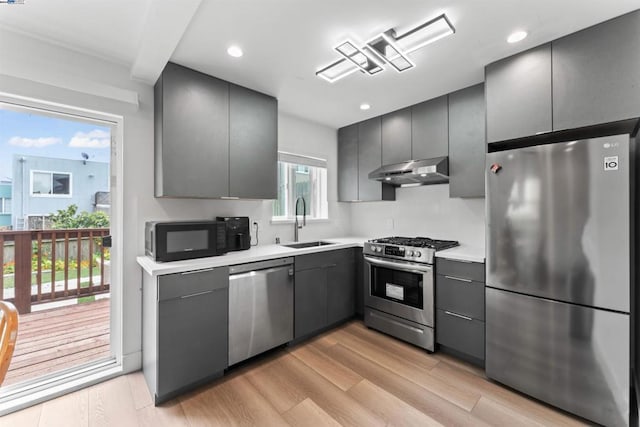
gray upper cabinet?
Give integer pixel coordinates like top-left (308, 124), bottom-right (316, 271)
top-left (411, 96), bottom-right (448, 159)
top-left (155, 63), bottom-right (230, 198)
top-left (552, 10), bottom-right (640, 130)
top-left (381, 108), bottom-right (412, 164)
top-left (338, 124), bottom-right (358, 201)
top-left (486, 44), bottom-right (552, 142)
top-left (358, 118), bottom-right (385, 201)
top-left (154, 62), bottom-right (278, 199)
top-left (448, 84), bottom-right (485, 198)
top-left (229, 84), bottom-right (278, 199)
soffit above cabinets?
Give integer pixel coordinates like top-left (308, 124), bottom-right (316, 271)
top-left (0, 0), bottom-right (638, 127)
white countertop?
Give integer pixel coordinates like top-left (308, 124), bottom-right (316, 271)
top-left (137, 237), bottom-right (370, 277)
top-left (435, 245), bottom-right (485, 263)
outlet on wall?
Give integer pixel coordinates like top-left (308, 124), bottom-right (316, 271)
top-left (385, 218), bottom-right (395, 230)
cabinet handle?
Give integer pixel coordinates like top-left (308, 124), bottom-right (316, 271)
top-left (445, 311), bottom-right (473, 321)
top-left (180, 290), bottom-right (213, 299)
top-left (444, 275), bottom-right (472, 283)
top-left (181, 268), bottom-right (215, 275)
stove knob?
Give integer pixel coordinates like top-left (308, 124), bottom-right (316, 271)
top-left (414, 251), bottom-right (422, 258)
top-left (408, 250), bottom-right (415, 257)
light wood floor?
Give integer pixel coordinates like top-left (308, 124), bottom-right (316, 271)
top-left (4, 299), bottom-right (110, 386)
top-left (0, 320), bottom-right (587, 426)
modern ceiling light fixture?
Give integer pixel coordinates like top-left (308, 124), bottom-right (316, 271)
top-left (334, 40), bottom-right (385, 75)
top-left (360, 103), bottom-right (371, 110)
top-left (368, 32), bottom-right (416, 72)
top-left (316, 13), bottom-right (455, 83)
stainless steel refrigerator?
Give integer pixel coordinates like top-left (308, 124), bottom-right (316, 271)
top-left (486, 134), bottom-right (632, 427)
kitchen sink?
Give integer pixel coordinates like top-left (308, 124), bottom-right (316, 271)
top-left (281, 241), bottom-right (337, 249)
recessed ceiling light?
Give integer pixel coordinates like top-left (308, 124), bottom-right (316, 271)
top-left (360, 103), bottom-right (371, 110)
top-left (227, 45), bottom-right (243, 58)
top-left (507, 30), bottom-right (528, 44)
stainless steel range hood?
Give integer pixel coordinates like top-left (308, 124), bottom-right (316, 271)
top-left (368, 157), bottom-right (449, 187)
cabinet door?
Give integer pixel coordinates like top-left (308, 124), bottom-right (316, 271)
top-left (156, 63), bottom-right (229, 198)
top-left (338, 124), bottom-right (359, 201)
top-left (294, 267), bottom-right (327, 338)
top-left (411, 96), bottom-right (448, 159)
top-left (448, 84), bottom-right (486, 198)
top-left (355, 248), bottom-right (364, 316)
top-left (486, 44), bottom-right (552, 142)
top-left (381, 108), bottom-right (412, 165)
top-left (552, 11), bottom-right (640, 130)
top-left (358, 117), bottom-right (387, 201)
top-left (157, 279), bottom-right (228, 398)
top-left (229, 84), bottom-right (278, 199)
top-left (327, 258), bottom-right (356, 325)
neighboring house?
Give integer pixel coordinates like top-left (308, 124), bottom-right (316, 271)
top-left (12, 155), bottom-right (109, 230)
top-left (0, 178), bottom-right (11, 229)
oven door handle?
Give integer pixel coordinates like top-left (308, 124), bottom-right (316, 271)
top-left (363, 256), bottom-right (432, 274)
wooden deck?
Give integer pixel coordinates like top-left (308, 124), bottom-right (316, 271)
top-left (3, 299), bottom-right (110, 386)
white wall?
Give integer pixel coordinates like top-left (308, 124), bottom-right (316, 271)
top-left (350, 184), bottom-right (485, 248)
top-left (0, 30), bottom-right (349, 373)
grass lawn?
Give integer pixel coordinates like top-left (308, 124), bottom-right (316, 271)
top-left (2, 267), bottom-right (101, 289)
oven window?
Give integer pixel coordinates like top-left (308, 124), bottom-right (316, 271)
top-left (371, 266), bottom-right (423, 309)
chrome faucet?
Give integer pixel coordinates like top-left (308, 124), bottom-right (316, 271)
top-left (294, 197), bottom-right (306, 242)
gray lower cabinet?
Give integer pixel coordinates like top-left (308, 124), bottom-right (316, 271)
top-left (338, 124), bottom-right (359, 201)
top-left (294, 267), bottom-right (328, 338)
top-left (381, 108), bottom-right (412, 165)
top-left (155, 62), bottom-right (230, 198)
top-left (435, 257), bottom-right (485, 366)
top-left (485, 44), bottom-right (552, 142)
top-left (552, 10), bottom-right (640, 131)
top-left (448, 83), bottom-right (486, 198)
top-left (355, 247), bottom-right (364, 316)
top-left (294, 249), bottom-right (356, 338)
top-left (229, 84), bottom-right (278, 199)
top-left (327, 259), bottom-right (356, 324)
top-left (143, 267), bottom-right (229, 404)
top-left (411, 96), bottom-right (448, 160)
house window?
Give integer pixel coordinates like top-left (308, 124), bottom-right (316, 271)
top-left (31, 171), bottom-right (72, 197)
top-left (0, 198), bottom-right (10, 214)
top-left (272, 152), bottom-right (328, 220)
top-left (27, 215), bottom-right (51, 230)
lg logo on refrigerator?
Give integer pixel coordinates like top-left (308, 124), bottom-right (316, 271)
top-left (604, 156), bottom-right (619, 171)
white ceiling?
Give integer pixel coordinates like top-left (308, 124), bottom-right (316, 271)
top-left (1, 0), bottom-right (638, 128)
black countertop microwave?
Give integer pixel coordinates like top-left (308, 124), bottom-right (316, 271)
top-left (145, 220), bottom-right (227, 262)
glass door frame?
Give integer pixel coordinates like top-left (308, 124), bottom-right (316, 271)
top-left (0, 91), bottom-right (124, 412)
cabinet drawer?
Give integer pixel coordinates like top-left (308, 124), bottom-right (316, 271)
top-left (295, 248), bottom-right (354, 272)
top-left (158, 267), bottom-right (229, 301)
top-left (436, 258), bottom-right (484, 283)
top-left (436, 275), bottom-right (485, 320)
top-left (436, 309), bottom-right (484, 360)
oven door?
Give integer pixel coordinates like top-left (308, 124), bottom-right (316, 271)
top-left (364, 255), bottom-right (433, 327)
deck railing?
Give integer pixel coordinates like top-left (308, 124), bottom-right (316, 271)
top-left (0, 228), bottom-right (110, 314)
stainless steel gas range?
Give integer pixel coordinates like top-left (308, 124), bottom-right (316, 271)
top-left (363, 236), bottom-right (459, 351)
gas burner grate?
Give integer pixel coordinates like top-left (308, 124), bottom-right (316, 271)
top-left (370, 236), bottom-right (459, 250)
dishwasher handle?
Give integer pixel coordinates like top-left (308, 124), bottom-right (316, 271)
top-left (229, 257), bottom-right (294, 275)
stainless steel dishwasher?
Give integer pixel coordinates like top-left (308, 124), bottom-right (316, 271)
top-left (228, 257), bottom-right (294, 365)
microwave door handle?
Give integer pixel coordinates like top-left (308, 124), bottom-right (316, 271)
top-left (363, 256), bottom-right (432, 274)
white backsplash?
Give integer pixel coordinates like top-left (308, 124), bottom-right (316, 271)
top-left (349, 184), bottom-right (485, 248)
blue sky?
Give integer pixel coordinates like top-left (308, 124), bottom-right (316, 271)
top-left (0, 107), bottom-right (111, 181)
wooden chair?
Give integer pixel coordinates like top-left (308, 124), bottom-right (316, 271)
top-left (0, 301), bottom-right (18, 385)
